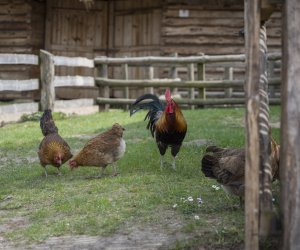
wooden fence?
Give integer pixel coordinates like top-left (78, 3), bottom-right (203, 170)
top-left (0, 50), bottom-right (281, 123)
top-left (94, 53), bottom-right (281, 110)
top-left (0, 50), bottom-right (97, 123)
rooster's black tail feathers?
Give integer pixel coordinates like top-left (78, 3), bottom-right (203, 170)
top-left (130, 94), bottom-right (164, 137)
top-left (40, 109), bottom-right (58, 136)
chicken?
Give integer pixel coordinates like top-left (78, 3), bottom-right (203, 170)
top-left (68, 123), bottom-right (126, 178)
top-left (201, 137), bottom-right (280, 204)
top-left (38, 110), bottom-right (72, 177)
top-left (130, 88), bottom-right (187, 169)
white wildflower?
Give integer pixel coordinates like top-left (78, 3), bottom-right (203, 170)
top-left (187, 196), bottom-right (193, 202)
top-left (194, 215), bottom-right (200, 220)
top-left (173, 204), bottom-right (178, 208)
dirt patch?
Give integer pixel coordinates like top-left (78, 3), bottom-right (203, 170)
top-left (0, 210), bottom-right (196, 250)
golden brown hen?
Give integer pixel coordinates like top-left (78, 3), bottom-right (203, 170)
top-left (68, 123), bottom-right (126, 178)
top-left (38, 110), bottom-right (72, 177)
top-left (201, 137), bottom-right (280, 204)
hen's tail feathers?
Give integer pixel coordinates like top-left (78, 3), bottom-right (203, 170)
top-left (201, 154), bottom-right (217, 179)
top-left (130, 94), bottom-right (164, 136)
top-left (40, 109), bottom-right (58, 136)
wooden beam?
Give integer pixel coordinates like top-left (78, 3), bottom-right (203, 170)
top-left (54, 76), bottom-right (95, 87)
top-left (0, 54), bottom-right (38, 65)
top-left (280, 0), bottom-right (300, 249)
top-left (0, 79), bottom-right (39, 91)
top-left (244, 0), bottom-right (261, 249)
top-left (40, 50), bottom-right (55, 111)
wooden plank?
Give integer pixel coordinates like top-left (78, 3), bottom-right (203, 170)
top-left (53, 55), bottom-right (94, 67)
top-left (0, 54), bottom-right (38, 65)
top-left (54, 76), bottom-right (95, 87)
top-left (0, 90), bottom-right (40, 101)
top-left (96, 97), bottom-right (280, 106)
top-left (244, 0), bottom-right (261, 249)
top-left (94, 54), bottom-right (246, 65)
top-left (280, 0), bottom-right (300, 249)
top-left (40, 50), bottom-right (55, 111)
top-left (95, 77), bottom-right (281, 88)
top-left (54, 99), bottom-right (98, 115)
top-left (0, 79), bottom-right (39, 91)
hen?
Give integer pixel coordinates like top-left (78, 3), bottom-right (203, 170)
top-left (68, 123), bottom-right (126, 178)
top-left (38, 110), bottom-right (72, 177)
top-left (130, 88), bottom-right (187, 169)
top-left (201, 137), bottom-right (280, 204)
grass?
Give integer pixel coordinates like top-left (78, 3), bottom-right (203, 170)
top-left (0, 106), bottom-right (281, 249)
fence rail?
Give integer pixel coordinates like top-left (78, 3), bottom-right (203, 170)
top-left (0, 50), bottom-right (282, 123)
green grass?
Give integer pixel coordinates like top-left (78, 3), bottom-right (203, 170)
top-left (0, 106), bottom-right (281, 248)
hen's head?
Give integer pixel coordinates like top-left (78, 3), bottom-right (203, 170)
top-left (53, 154), bottom-right (62, 167)
top-left (68, 159), bottom-right (78, 170)
top-left (165, 88), bottom-right (175, 114)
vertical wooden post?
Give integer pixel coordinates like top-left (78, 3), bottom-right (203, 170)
top-left (170, 52), bottom-right (178, 94)
top-left (244, 0), bottom-right (261, 249)
top-left (40, 50), bottom-right (55, 111)
top-left (281, 0), bottom-right (300, 249)
top-left (224, 67), bottom-right (233, 98)
top-left (258, 25), bottom-right (273, 240)
top-left (188, 63), bottom-right (195, 110)
top-left (122, 63), bottom-right (129, 110)
top-left (146, 66), bottom-right (154, 94)
top-left (96, 58), bottom-right (109, 111)
top-left (197, 53), bottom-right (206, 101)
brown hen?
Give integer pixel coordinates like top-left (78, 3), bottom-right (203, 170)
top-left (201, 137), bottom-right (280, 204)
top-left (38, 110), bottom-right (72, 177)
top-left (68, 123), bottom-right (126, 178)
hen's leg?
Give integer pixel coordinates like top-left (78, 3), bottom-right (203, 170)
top-left (95, 167), bottom-right (105, 179)
top-left (111, 164), bottom-right (119, 176)
top-left (43, 165), bottom-right (48, 178)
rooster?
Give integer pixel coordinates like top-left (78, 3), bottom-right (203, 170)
top-left (201, 137), bottom-right (280, 205)
top-left (130, 88), bottom-right (187, 169)
top-left (38, 110), bottom-right (72, 177)
top-left (68, 123), bottom-right (126, 178)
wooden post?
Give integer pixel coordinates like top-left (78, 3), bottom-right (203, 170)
top-left (197, 53), bottom-right (206, 101)
top-left (170, 52), bottom-right (178, 94)
top-left (40, 50), bottom-right (55, 111)
top-left (281, 0), bottom-right (300, 249)
top-left (258, 25), bottom-right (273, 240)
top-left (96, 59), bottom-right (109, 111)
top-left (146, 66), bottom-right (154, 94)
top-left (122, 63), bottom-right (129, 110)
top-left (188, 63), bottom-right (195, 110)
top-left (224, 67), bottom-right (233, 98)
top-left (244, 0), bottom-right (261, 249)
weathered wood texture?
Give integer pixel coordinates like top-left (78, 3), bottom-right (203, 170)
top-left (45, 0), bottom-right (107, 77)
top-left (0, 0), bottom-right (45, 81)
top-left (244, 0), bottom-right (261, 249)
top-left (280, 0), bottom-right (300, 249)
top-left (40, 50), bottom-right (55, 111)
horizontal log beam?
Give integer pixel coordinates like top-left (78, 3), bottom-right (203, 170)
top-left (96, 97), bottom-right (281, 106)
top-left (95, 78), bottom-right (281, 88)
top-left (94, 53), bottom-right (281, 65)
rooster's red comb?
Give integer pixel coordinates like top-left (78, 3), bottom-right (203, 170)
top-left (165, 88), bottom-right (172, 102)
